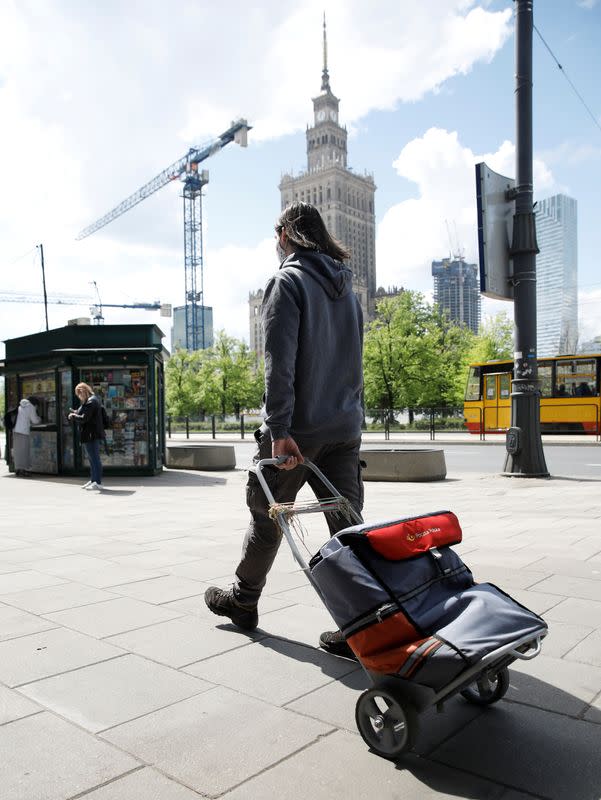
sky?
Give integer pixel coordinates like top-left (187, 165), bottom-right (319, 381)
top-left (1, 0), bottom-right (600, 360)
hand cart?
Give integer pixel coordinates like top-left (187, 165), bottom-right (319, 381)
top-left (253, 457), bottom-right (547, 759)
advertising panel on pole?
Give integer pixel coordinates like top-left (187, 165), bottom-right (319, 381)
top-left (475, 162), bottom-right (516, 301)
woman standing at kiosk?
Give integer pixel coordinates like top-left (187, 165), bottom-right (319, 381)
top-left (69, 382), bottom-right (104, 490)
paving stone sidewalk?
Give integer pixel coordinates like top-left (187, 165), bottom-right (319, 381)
top-left (0, 458), bottom-right (599, 800)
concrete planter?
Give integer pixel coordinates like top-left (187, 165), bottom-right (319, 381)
top-left (360, 448), bottom-right (446, 482)
top-left (165, 444), bottom-right (236, 471)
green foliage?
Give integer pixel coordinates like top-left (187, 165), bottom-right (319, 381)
top-left (455, 312), bottom-right (514, 400)
top-left (165, 349), bottom-right (203, 416)
top-left (165, 333), bottom-right (264, 417)
top-left (363, 291), bottom-right (474, 409)
top-left (468, 312), bottom-right (513, 363)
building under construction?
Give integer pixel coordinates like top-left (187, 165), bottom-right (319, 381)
top-left (432, 257), bottom-right (481, 335)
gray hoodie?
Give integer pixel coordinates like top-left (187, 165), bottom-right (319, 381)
top-left (262, 249), bottom-right (363, 443)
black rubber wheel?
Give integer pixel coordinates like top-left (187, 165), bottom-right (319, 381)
top-left (355, 681), bottom-right (418, 758)
top-left (460, 667), bottom-right (510, 706)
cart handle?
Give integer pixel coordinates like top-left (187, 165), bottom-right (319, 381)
top-left (508, 634), bottom-right (544, 660)
top-left (252, 457), bottom-right (354, 512)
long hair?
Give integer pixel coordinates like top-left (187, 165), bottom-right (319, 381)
top-left (75, 382), bottom-right (94, 401)
top-left (276, 202), bottom-right (351, 262)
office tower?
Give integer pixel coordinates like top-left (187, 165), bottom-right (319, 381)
top-left (536, 194), bottom-right (578, 356)
top-left (171, 305), bottom-right (213, 352)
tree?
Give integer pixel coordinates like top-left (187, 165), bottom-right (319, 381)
top-left (469, 312), bottom-right (513, 363)
top-left (363, 291), bottom-right (471, 413)
top-left (199, 332), bottom-right (264, 416)
top-left (165, 349), bottom-right (203, 416)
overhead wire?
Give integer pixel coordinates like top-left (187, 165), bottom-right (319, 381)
top-left (533, 24), bottom-right (601, 136)
top-left (1, 246), bottom-right (37, 271)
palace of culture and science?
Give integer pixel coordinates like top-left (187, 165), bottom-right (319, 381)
top-left (249, 20), bottom-right (378, 360)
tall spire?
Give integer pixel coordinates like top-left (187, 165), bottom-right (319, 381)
top-left (321, 12), bottom-right (330, 92)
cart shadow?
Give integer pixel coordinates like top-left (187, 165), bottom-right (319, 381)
top-left (239, 629), bottom-right (600, 799)
top-left (393, 671), bottom-right (601, 800)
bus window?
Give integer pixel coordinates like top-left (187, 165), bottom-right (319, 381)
top-left (538, 364), bottom-right (553, 397)
top-left (556, 359), bottom-right (597, 397)
top-left (485, 375), bottom-right (496, 400)
top-left (465, 366), bottom-right (481, 401)
top-left (499, 374), bottom-right (511, 399)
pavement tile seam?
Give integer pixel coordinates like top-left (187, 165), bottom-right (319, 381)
top-left (0, 593), bottom-right (122, 615)
top-left (64, 766), bottom-right (148, 800)
top-left (583, 686), bottom-right (601, 717)
top-left (0, 709), bottom-right (45, 728)
top-left (500, 694), bottom-right (592, 723)
top-left (177, 637), bottom-right (269, 671)
top-left (12, 653), bottom-right (129, 689)
top-left (426, 752), bottom-right (552, 800)
top-left (194, 727), bottom-right (341, 800)
top-left (0, 621), bottom-right (61, 644)
top-left (40, 612), bottom-right (187, 641)
top-left (560, 628), bottom-right (599, 664)
top-left (94, 683), bottom-right (219, 736)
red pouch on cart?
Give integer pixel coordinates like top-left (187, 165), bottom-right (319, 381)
top-left (364, 511), bottom-right (462, 560)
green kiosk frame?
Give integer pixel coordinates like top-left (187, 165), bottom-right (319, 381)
top-left (2, 324), bottom-right (167, 477)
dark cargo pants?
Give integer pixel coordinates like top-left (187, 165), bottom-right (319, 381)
top-left (233, 429), bottom-right (364, 607)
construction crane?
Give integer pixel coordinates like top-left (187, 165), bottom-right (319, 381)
top-left (76, 119), bottom-right (251, 351)
top-left (0, 290), bottom-right (171, 325)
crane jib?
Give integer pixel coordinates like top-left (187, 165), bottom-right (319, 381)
top-left (74, 118), bottom-right (250, 350)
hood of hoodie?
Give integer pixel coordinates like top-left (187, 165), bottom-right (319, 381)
top-left (19, 399), bottom-right (31, 408)
top-left (283, 249), bottom-right (353, 300)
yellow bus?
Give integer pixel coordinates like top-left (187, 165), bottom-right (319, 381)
top-left (464, 354), bottom-right (601, 435)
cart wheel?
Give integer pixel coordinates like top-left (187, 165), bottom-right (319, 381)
top-left (460, 667), bottom-right (510, 706)
top-left (355, 682), bottom-right (418, 758)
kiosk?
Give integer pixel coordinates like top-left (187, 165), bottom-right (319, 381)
top-left (2, 323), bottom-right (167, 476)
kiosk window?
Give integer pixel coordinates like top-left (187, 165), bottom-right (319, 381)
top-left (485, 375), bottom-right (496, 400)
top-left (499, 374), bottom-right (511, 399)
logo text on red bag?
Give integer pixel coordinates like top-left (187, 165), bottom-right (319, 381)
top-left (407, 527), bottom-right (441, 542)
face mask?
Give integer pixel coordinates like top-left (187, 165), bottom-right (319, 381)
top-left (275, 239), bottom-right (287, 264)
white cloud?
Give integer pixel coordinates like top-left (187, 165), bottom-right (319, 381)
top-left (0, 1), bottom-right (513, 355)
top-left (578, 289), bottom-right (601, 342)
top-left (577, 0), bottom-right (599, 10)
top-left (376, 127), bottom-right (555, 295)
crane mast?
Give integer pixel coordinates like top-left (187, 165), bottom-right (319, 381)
top-left (76, 119), bottom-right (250, 351)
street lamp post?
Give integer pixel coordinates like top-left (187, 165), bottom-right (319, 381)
top-left (503, 0), bottom-right (549, 477)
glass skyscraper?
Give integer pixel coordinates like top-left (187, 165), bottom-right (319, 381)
top-left (536, 194), bottom-right (578, 356)
top-left (171, 305), bottom-right (213, 352)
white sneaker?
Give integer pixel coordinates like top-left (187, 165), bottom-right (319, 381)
top-left (81, 481), bottom-right (92, 489)
top-left (86, 482), bottom-right (101, 491)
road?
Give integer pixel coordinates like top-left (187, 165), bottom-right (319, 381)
top-left (228, 441), bottom-right (601, 479)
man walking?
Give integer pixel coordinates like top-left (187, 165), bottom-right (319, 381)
top-left (205, 201), bottom-right (363, 657)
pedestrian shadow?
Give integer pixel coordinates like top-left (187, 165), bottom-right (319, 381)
top-left (154, 470), bottom-right (228, 487)
top-left (548, 475), bottom-right (601, 483)
top-left (253, 633), bottom-right (361, 680)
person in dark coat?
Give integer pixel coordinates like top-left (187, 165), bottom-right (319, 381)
top-left (205, 201), bottom-right (364, 658)
top-left (69, 382), bottom-right (105, 490)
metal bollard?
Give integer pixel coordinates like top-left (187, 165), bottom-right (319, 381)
top-left (211, 415), bottom-right (216, 439)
